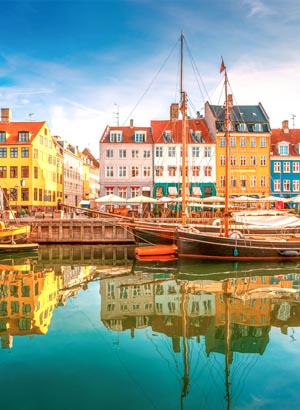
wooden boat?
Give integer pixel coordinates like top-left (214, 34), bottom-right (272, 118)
top-left (177, 60), bottom-right (300, 261)
top-left (135, 244), bottom-right (178, 262)
top-left (0, 242), bottom-right (39, 254)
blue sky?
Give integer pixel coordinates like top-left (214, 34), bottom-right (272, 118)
top-left (1, 0), bottom-right (300, 155)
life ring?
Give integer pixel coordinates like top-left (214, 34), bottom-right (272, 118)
top-left (229, 230), bottom-right (243, 239)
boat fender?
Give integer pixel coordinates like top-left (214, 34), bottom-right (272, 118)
top-left (228, 230), bottom-right (242, 239)
top-left (212, 218), bottom-right (221, 226)
top-left (279, 250), bottom-right (299, 257)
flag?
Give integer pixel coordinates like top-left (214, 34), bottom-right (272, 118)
top-left (220, 57), bottom-right (225, 73)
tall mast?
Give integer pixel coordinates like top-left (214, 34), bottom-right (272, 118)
top-left (180, 32), bottom-right (187, 225)
top-left (223, 63), bottom-right (230, 237)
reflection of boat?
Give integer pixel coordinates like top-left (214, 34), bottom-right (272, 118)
top-left (177, 60), bottom-right (300, 261)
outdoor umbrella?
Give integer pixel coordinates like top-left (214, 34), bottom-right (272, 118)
top-left (126, 195), bottom-right (158, 203)
top-left (95, 194), bottom-right (126, 203)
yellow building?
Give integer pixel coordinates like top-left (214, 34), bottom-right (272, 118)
top-left (0, 108), bottom-right (63, 213)
top-left (205, 100), bottom-right (271, 198)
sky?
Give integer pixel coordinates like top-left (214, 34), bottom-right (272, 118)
top-left (1, 0), bottom-right (300, 157)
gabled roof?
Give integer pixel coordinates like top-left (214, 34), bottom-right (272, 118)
top-left (208, 102), bottom-right (271, 133)
top-left (271, 128), bottom-right (300, 156)
top-left (0, 121), bottom-right (46, 144)
top-left (151, 118), bottom-right (214, 144)
top-left (100, 125), bottom-right (152, 143)
top-left (82, 147), bottom-right (99, 167)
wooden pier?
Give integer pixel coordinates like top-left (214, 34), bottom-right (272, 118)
top-left (19, 216), bottom-right (134, 244)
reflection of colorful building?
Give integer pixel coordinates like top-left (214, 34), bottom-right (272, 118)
top-left (0, 263), bottom-right (62, 349)
top-left (100, 272), bottom-right (300, 356)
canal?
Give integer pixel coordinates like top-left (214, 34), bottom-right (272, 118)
top-left (1, 245), bottom-right (300, 409)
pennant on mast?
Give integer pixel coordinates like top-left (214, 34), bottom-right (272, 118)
top-left (220, 57), bottom-right (226, 73)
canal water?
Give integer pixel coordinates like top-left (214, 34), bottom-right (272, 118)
top-left (1, 244), bottom-right (300, 410)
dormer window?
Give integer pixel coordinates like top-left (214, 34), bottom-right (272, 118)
top-left (238, 123), bottom-right (247, 132)
top-left (109, 131), bottom-right (122, 142)
top-left (18, 131), bottom-right (30, 142)
top-left (254, 123), bottom-right (262, 132)
top-left (163, 130), bottom-right (172, 143)
top-left (0, 131), bottom-right (6, 142)
top-left (134, 131), bottom-right (146, 143)
top-left (279, 143), bottom-right (289, 156)
top-left (191, 130), bottom-right (202, 143)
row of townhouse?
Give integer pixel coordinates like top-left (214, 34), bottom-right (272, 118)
top-left (0, 108), bottom-right (100, 214)
top-left (100, 99), bottom-right (300, 201)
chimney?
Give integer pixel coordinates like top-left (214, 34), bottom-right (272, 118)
top-left (282, 120), bottom-right (289, 133)
top-left (1, 108), bottom-right (12, 123)
top-left (130, 119), bottom-right (134, 128)
top-left (170, 103), bottom-right (179, 121)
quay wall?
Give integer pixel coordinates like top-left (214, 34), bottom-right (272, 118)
top-left (19, 217), bottom-right (134, 243)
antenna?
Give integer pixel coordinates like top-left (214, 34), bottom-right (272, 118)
top-left (291, 114), bottom-right (296, 128)
top-left (113, 103), bottom-right (119, 126)
top-left (29, 113), bottom-right (34, 121)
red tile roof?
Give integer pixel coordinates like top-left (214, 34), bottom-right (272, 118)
top-left (151, 118), bottom-right (213, 144)
top-left (100, 125), bottom-right (152, 143)
top-left (0, 121), bottom-right (46, 144)
top-left (271, 128), bottom-right (300, 156)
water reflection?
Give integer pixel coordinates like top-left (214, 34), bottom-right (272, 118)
top-left (1, 245), bottom-right (300, 409)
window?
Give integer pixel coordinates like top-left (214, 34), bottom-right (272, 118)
top-left (168, 166), bottom-right (177, 177)
top-left (134, 132), bottom-right (146, 142)
top-left (192, 147), bottom-right (200, 157)
top-left (105, 187), bottom-right (114, 195)
top-left (119, 149), bottom-right (126, 158)
top-left (254, 123), bottom-right (262, 132)
top-left (229, 137), bottom-right (236, 147)
top-left (118, 166), bottom-right (126, 177)
top-left (48, 155), bottom-right (52, 164)
top-left (250, 137), bottom-right (256, 147)
top-left (143, 166), bottom-right (150, 177)
top-left (21, 166), bottom-right (29, 178)
top-left (250, 156), bottom-right (256, 166)
top-left (168, 147), bottom-right (176, 157)
top-left (106, 149), bottom-right (114, 158)
top-left (240, 137), bottom-right (246, 147)
top-left (293, 180), bottom-right (299, 192)
top-left (240, 176), bottom-right (246, 188)
top-left (293, 162), bottom-right (300, 173)
top-left (220, 176), bottom-right (225, 188)
top-left (0, 131), bottom-right (6, 141)
top-left (283, 180), bottom-right (290, 191)
top-left (155, 146), bottom-right (163, 157)
top-left (204, 166), bottom-right (212, 177)
top-left (260, 155), bottom-right (266, 166)
top-left (106, 166), bottom-right (114, 177)
top-left (131, 166), bottom-right (139, 177)
top-left (220, 137), bottom-right (226, 147)
top-left (116, 133), bottom-right (122, 142)
top-left (238, 123), bottom-right (247, 132)
top-left (0, 166), bottom-right (7, 178)
top-left (10, 148), bottom-right (18, 158)
top-left (34, 149), bottom-right (38, 159)
top-left (260, 176), bottom-right (266, 187)
top-left (240, 156), bottom-right (246, 166)
top-left (274, 162), bottom-right (281, 173)
top-left (279, 145), bottom-right (289, 156)
top-left (143, 150), bottom-right (150, 158)
top-left (274, 180), bottom-right (280, 191)
top-left (230, 176), bottom-right (236, 187)
top-left (204, 146), bottom-right (211, 157)
top-left (230, 156), bottom-right (236, 166)
top-left (250, 176), bottom-right (256, 187)
top-left (131, 187), bottom-right (140, 197)
top-left (118, 187), bottom-right (127, 198)
top-left (260, 137), bottom-right (267, 147)
top-left (220, 155), bottom-right (225, 166)
top-left (21, 148), bottom-right (29, 157)
top-left (10, 166), bottom-right (18, 178)
top-left (0, 148), bottom-right (7, 157)
top-left (132, 150), bottom-right (139, 158)
top-left (21, 188), bottom-right (29, 201)
top-left (283, 162), bottom-right (290, 173)
top-left (155, 166), bottom-right (163, 177)
top-left (109, 132), bottom-right (122, 142)
top-left (18, 131), bottom-right (29, 142)
top-left (192, 166), bottom-right (200, 177)
top-left (34, 167), bottom-right (38, 178)
top-left (163, 130), bottom-right (172, 142)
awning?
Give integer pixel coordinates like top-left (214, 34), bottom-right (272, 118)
top-left (192, 186), bottom-right (202, 196)
top-left (105, 185), bottom-right (114, 188)
top-left (168, 186), bottom-right (178, 195)
top-left (131, 186), bottom-right (140, 188)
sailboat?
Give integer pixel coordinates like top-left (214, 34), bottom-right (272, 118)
top-left (177, 61), bottom-right (300, 261)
